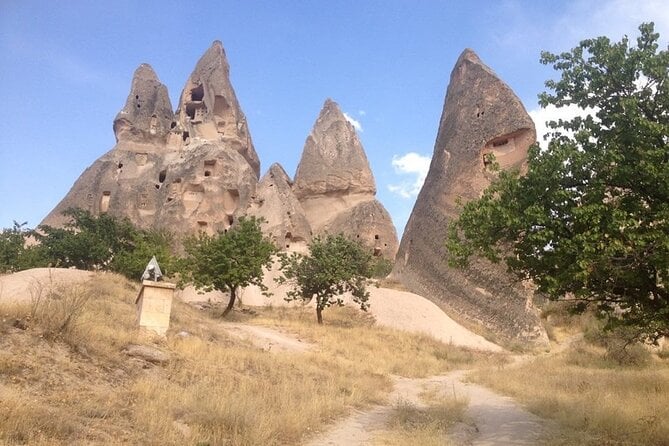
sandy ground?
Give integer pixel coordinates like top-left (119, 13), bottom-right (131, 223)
top-left (221, 323), bottom-right (312, 352)
top-left (0, 268), bottom-right (94, 304)
top-left (181, 281), bottom-right (503, 352)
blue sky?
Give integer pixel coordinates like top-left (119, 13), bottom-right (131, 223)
top-left (1, 1), bottom-right (667, 233)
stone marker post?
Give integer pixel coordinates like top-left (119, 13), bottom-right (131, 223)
top-left (135, 257), bottom-right (175, 336)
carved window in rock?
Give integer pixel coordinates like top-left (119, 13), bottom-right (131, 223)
top-left (149, 115), bottom-right (158, 135)
top-left (285, 231), bottom-right (292, 249)
top-left (100, 191), bottom-right (111, 213)
top-left (190, 85), bottom-right (204, 102)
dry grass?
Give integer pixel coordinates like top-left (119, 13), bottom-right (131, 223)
top-left (372, 389), bottom-right (469, 446)
top-left (0, 271), bottom-right (494, 445)
top-left (469, 339), bottom-right (669, 445)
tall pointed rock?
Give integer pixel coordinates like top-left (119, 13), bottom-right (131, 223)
top-left (175, 41), bottom-right (260, 177)
top-left (42, 51), bottom-right (258, 238)
top-left (393, 49), bottom-right (547, 345)
top-left (247, 163), bottom-right (312, 251)
top-left (294, 99), bottom-right (398, 258)
top-left (113, 64), bottom-right (174, 147)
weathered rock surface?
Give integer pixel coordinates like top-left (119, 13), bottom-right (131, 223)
top-left (113, 64), bottom-right (174, 148)
top-left (42, 43), bottom-right (258, 237)
top-left (294, 99), bottom-right (398, 258)
top-left (247, 163), bottom-right (312, 251)
top-left (174, 41), bottom-right (260, 177)
top-left (392, 49), bottom-right (547, 345)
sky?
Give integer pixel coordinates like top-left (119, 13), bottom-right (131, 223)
top-left (1, 0), bottom-right (667, 234)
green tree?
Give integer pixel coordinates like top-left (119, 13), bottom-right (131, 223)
top-left (36, 208), bottom-right (137, 270)
top-left (181, 217), bottom-right (276, 317)
top-left (278, 233), bottom-right (374, 324)
top-left (0, 221), bottom-right (30, 272)
top-left (111, 228), bottom-right (176, 280)
top-left (447, 23), bottom-right (669, 341)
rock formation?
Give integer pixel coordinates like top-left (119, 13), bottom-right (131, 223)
top-left (247, 163), bottom-right (312, 252)
top-left (293, 99), bottom-right (398, 258)
top-left (42, 42), bottom-right (258, 237)
top-left (173, 41), bottom-right (259, 177)
top-left (392, 49), bottom-right (547, 345)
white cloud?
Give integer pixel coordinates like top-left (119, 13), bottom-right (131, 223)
top-left (529, 104), bottom-right (595, 149)
top-left (387, 152), bottom-right (431, 198)
top-left (343, 112), bottom-right (363, 132)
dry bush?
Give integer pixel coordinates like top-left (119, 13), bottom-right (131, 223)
top-left (373, 393), bottom-right (468, 446)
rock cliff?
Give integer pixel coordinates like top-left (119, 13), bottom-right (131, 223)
top-left (392, 49), bottom-right (547, 345)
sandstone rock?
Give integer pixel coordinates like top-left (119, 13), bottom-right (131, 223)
top-left (392, 49), bottom-right (547, 345)
top-left (293, 99), bottom-right (398, 258)
top-left (174, 41), bottom-right (260, 177)
top-left (113, 64), bottom-right (174, 147)
top-left (246, 163), bottom-right (312, 251)
top-left (123, 344), bottom-right (169, 364)
top-left (42, 44), bottom-right (259, 238)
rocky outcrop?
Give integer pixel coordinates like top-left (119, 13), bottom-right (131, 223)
top-left (392, 49), bottom-right (546, 345)
top-left (293, 99), bottom-right (398, 258)
top-left (173, 41), bottom-right (259, 177)
top-left (42, 43), bottom-right (259, 237)
top-left (247, 163), bottom-right (312, 251)
top-left (113, 64), bottom-right (174, 148)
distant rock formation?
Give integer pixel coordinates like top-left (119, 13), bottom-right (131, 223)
top-left (392, 49), bottom-right (547, 345)
top-left (42, 42), bottom-right (258, 236)
top-left (247, 163), bottom-right (312, 252)
top-left (293, 99), bottom-right (398, 258)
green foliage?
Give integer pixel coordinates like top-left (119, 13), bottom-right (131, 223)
top-left (180, 217), bottom-right (277, 317)
top-left (371, 256), bottom-right (394, 278)
top-left (447, 23), bottom-right (669, 341)
top-left (110, 229), bottom-right (175, 280)
top-left (277, 233), bottom-right (374, 324)
top-left (36, 208), bottom-right (137, 270)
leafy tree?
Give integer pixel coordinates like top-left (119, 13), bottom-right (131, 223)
top-left (111, 228), bottom-right (175, 280)
top-left (447, 23), bottom-right (668, 341)
top-left (278, 233), bottom-right (374, 324)
top-left (0, 221), bottom-right (30, 272)
top-left (36, 208), bottom-right (137, 270)
top-left (181, 217), bottom-right (276, 317)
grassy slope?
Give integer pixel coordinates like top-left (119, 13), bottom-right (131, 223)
top-left (0, 272), bottom-right (498, 446)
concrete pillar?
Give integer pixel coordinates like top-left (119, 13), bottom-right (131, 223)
top-left (135, 280), bottom-right (176, 336)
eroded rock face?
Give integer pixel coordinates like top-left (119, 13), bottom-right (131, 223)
top-left (174, 41), bottom-right (260, 177)
top-left (42, 43), bottom-right (258, 238)
top-left (393, 49), bottom-right (546, 345)
top-left (293, 99), bottom-right (398, 258)
top-left (113, 64), bottom-right (175, 148)
top-left (247, 163), bottom-right (312, 252)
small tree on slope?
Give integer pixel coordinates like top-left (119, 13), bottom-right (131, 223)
top-left (181, 217), bottom-right (276, 317)
top-left (447, 23), bottom-right (669, 342)
top-left (277, 233), bottom-right (374, 324)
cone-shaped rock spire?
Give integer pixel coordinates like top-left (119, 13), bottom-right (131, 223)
top-left (293, 99), bottom-right (375, 199)
top-left (293, 99), bottom-right (398, 259)
top-left (247, 163), bottom-right (312, 251)
top-left (393, 49), bottom-right (546, 345)
top-left (175, 41), bottom-right (260, 177)
top-left (113, 64), bottom-right (174, 145)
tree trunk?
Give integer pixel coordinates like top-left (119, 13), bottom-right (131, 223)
top-left (222, 286), bottom-right (236, 317)
top-left (316, 306), bottom-right (323, 324)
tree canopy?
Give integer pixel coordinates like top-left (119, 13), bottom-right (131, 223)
top-left (180, 217), bottom-right (276, 317)
top-left (278, 233), bottom-right (374, 324)
top-left (447, 23), bottom-right (669, 341)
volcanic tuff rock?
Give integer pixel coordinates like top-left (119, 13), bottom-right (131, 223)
top-left (42, 42), bottom-right (258, 236)
top-left (174, 41), bottom-right (260, 177)
top-left (392, 49), bottom-right (547, 345)
top-left (113, 64), bottom-right (174, 148)
top-left (247, 163), bottom-right (312, 251)
top-left (293, 99), bottom-right (398, 258)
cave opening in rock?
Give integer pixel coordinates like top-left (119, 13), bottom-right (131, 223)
top-left (492, 138), bottom-right (509, 147)
top-left (190, 84), bottom-right (204, 101)
top-left (227, 215), bottom-right (234, 226)
top-left (374, 234), bottom-right (379, 240)
top-left (204, 171), bottom-right (211, 177)
top-left (158, 170), bottom-right (166, 183)
top-left (182, 131), bottom-right (189, 142)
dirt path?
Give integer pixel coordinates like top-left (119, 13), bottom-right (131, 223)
top-left (222, 323), bottom-right (313, 352)
top-left (304, 369), bottom-right (550, 446)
